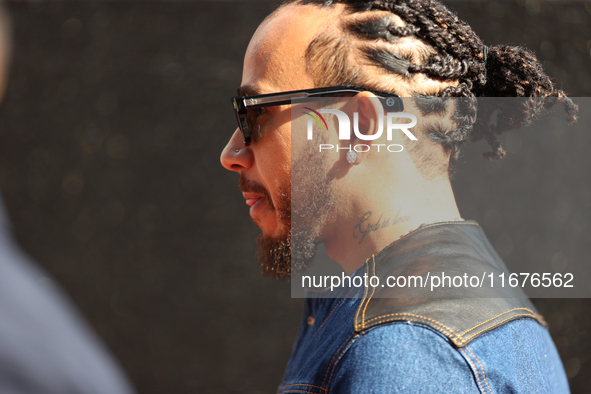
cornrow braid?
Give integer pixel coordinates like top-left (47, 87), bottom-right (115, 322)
top-left (285, 0), bottom-right (578, 164)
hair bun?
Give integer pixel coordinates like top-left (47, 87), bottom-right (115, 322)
top-left (483, 45), bottom-right (550, 97)
top-left (471, 44), bottom-right (578, 159)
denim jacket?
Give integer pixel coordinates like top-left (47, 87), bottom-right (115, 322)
top-left (278, 222), bottom-right (569, 393)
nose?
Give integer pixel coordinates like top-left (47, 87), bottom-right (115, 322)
top-left (220, 128), bottom-right (254, 172)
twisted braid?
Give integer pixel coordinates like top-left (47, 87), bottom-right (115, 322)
top-left (287, 0), bottom-right (578, 164)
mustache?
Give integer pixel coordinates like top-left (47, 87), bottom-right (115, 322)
top-left (239, 175), bottom-right (275, 211)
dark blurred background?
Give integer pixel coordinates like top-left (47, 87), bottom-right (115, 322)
top-left (0, 0), bottom-right (588, 393)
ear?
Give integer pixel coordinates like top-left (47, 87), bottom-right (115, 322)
top-left (341, 91), bottom-right (385, 165)
top-left (355, 91), bottom-right (385, 136)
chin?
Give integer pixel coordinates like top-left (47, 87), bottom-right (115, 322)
top-left (254, 221), bottom-right (282, 239)
top-left (257, 230), bottom-right (292, 279)
top-left (271, 223), bottom-right (290, 238)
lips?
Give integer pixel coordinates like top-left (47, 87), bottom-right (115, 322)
top-left (242, 192), bottom-right (267, 215)
top-left (245, 198), bottom-right (260, 207)
top-left (243, 192), bottom-right (262, 205)
top-left (239, 176), bottom-right (275, 219)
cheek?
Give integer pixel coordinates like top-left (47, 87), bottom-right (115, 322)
top-left (270, 141), bottom-right (292, 193)
top-left (290, 118), bottom-right (308, 157)
top-left (264, 113), bottom-right (292, 176)
top-left (250, 122), bottom-right (292, 208)
top-left (290, 111), bottom-right (331, 170)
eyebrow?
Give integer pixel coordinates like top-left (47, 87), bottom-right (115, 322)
top-left (237, 85), bottom-right (264, 97)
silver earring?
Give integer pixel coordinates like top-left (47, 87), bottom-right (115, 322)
top-left (235, 149), bottom-right (240, 153)
top-left (346, 150), bottom-right (357, 164)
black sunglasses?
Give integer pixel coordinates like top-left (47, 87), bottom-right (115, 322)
top-left (231, 85), bottom-right (404, 146)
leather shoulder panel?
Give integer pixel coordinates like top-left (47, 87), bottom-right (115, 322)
top-left (353, 222), bottom-right (546, 348)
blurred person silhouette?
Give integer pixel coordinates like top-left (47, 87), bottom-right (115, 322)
top-left (0, 4), bottom-right (135, 394)
top-left (220, 0), bottom-right (577, 392)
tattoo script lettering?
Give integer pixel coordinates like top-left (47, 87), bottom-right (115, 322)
top-left (352, 210), bottom-right (410, 244)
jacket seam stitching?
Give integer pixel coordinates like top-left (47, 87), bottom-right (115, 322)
top-left (353, 260), bottom-right (371, 331)
top-left (460, 347), bottom-right (487, 394)
top-left (278, 383), bottom-right (328, 394)
top-left (459, 313), bottom-right (542, 345)
top-left (362, 313), bottom-right (461, 338)
top-left (465, 345), bottom-right (492, 394)
top-left (325, 333), bottom-right (361, 391)
top-left (313, 286), bottom-right (355, 337)
top-left (359, 312), bottom-right (545, 346)
top-left (280, 383), bottom-right (327, 390)
top-left (459, 308), bottom-right (544, 336)
top-left (313, 298), bottom-right (346, 337)
top-left (321, 333), bottom-right (355, 387)
top-left (361, 255), bottom-right (377, 329)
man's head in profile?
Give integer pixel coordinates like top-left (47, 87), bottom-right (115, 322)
top-left (220, 2), bottom-right (576, 392)
top-left (220, 0), bottom-right (577, 279)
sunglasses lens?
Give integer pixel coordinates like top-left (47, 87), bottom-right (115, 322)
top-left (234, 109), bottom-right (250, 144)
top-left (245, 109), bottom-right (263, 143)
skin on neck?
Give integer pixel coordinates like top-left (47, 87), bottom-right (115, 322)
top-left (233, 4), bottom-right (463, 275)
top-left (331, 180), bottom-right (462, 275)
top-left (313, 96), bottom-right (462, 274)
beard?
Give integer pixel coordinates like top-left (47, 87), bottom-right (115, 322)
top-left (251, 139), bottom-right (334, 279)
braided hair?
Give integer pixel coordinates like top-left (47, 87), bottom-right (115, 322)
top-left (282, 0), bottom-right (578, 168)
